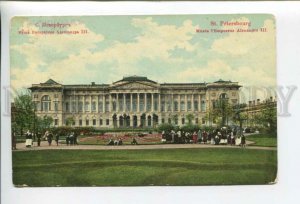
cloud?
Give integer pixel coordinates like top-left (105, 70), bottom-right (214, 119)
top-left (10, 21), bottom-right (104, 89)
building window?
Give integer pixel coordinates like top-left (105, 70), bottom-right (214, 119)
top-left (54, 119), bottom-right (58, 126)
top-left (161, 118), bottom-right (165, 124)
top-left (86, 119), bottom-right (89, 126)
top-left (161, 101), bottom-right (165, 112)
top-left (100, 119), bottom-right (103, 126)
top-left (182, 118), bottom-right (185, 125)
top-left (167, 101), bottom-right (171, 111)
top-left (72, 101), bottom-right (76, 112)
top-left (34, 102), bottom-right (40, 111)
top-left (112, 101), bottom-right (116, 111)
top-left (41, 95), bottom-right (51, 112)
top-left (93, 119), bottom-right (96, 126)
top-left (202, 118), bottom-right (206, 125)
top-left (195, 118), bottom-right (199, 124)
top-left (54, 102), bottom-right (58, 111)
top-left (187, 101), bottom-right (192, 111)
top-left (85, 102), bottom-right (90, 112)
top-left (175, 117), bottom-right (178, 125)
top-left (168, 118), bottom-right (171, 124)
top-left (201, 100), bottom-right (206, 111)
top-left (106, 119), bottom-right (109, 126)
top-left (105, 102), bottom-right (109, 112)
top-left (194, 101), bottom-right (198, 111)
top-left (174, 101), bottom-right (178, 111)
top-left (79, 119), bottom-right (82, 126)
top-left (65, 102), bottom-right (69, 112)
top-left (78, 101), bottom-right (83, 112)
top-left (132, 98), bottom-right (137, 112)
top-left (72, 120), bottom-right (75, 126)
top-left (92, 102), bottom-right (96, 112)
top-left (98, 101), bottom-right (103, 112)
top-left (180, 101), bottom-right (185, 111)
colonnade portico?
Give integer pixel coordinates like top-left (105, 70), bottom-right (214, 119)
top-left (30, 76), bottom-right (241, 127)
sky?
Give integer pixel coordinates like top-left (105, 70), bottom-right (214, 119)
top-left (10, 14), bottom-right (276, 102)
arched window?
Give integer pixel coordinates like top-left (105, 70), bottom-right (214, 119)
top-left (219, 93), bottom-right (228, 99)
top-left (41, 95), bottom-right (51, 112)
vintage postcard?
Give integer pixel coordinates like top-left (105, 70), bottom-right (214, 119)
top-left (10, 14), bottom-right (277, 187)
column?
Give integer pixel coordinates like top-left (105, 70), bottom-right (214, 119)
top-left (69, 96), bottom-right (72, 113)
top-left (123, 93), bottom-right (126, 112)
top-left (116, 93), bottom-right (119, 112)
top-left (130, 93), bottom-right (133, 112)
top-left (108, 94), bottom-right (111, 112)
top-left (137, 93), bottom-right (140, 113)
top-left (95, 95), bottom-right (98, 113)
top-left (101, 95), bottom-right (104, 113)
top-left (144, 93), bottom-right (147, 112)
top-left (198, 94), bottom-right (201, 112)
top-left (192, 94), bottom-right (194, 111)
top-left (185, 94), bottom-right (188, 112)
top-left (151, 93), bottom-right (154, 112)
top-left (171, 94), bottom-right (174, 112)
top-left (158, 94), bottom-right (161, 112)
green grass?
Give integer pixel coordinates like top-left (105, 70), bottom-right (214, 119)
top-left (12, 148), bottom-right (277, 186)
top-left (247, 134), bottom-right (277, 147)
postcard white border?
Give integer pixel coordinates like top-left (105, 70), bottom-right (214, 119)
top-left (1, 1), bottom-right (300, 204)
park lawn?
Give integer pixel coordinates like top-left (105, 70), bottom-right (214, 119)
top-left (12, 148), bottom-right (277, 186)
top-left (247, 134), bottom-right (277, 147)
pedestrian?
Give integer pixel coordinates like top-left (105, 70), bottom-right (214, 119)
top-left (192, 131), bottom-right (198, 144)
top-left (74, 132), bottom-right (78, 145)
top-left (25, 130), bottom-right (33, 148)
top-left (37, 132), bottom-right (42, 147)
top-left (12, 132), bottom-right (17, 150)
top-left (203, 131), bottom-right (208, 144)
top-left (177, 130), bottom-right (182, 144)
top-left (241, 134), bottom-right (246, 147)
top-left (230, 132), bottom-right (235, 145)
top-left (131, 137), bottom-right (138, 145)
top-left (69, 133), bottom-right (74, 145)
top-left (171, 130), bottom-right (175, 143)
top-left (55, 134), bottom-right (59, 146)
top-left (197, 129), bottom-right (202, 144)
top-left (47, 132), bottom-right (53, 146)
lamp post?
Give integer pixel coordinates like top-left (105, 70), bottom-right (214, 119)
top-left (234, 104), bottom-right (246, 136)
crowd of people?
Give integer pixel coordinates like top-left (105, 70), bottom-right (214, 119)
top-left (23, 130), bottom-right (78, 147)
top-left (161, 127), bottom-right (246, 147)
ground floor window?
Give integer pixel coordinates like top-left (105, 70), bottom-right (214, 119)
top-left (100, 119), bottom-right (103, 126)
top-left (106, 119), bottom-right (109, 125)
top-left (86, 120), bottom-right (89, 126)
top-left (79, 119), bottom-right (82, 126)
top-left (93, 119), bottom-right (96, 126)
top-left (182, 118), bottom-right (185, 125)
top-left (54, 119), bottom-right (58, 126)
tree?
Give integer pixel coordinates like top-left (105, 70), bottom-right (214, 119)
top-left (253, 103), bottom-right (277, 135)
top-left (65, 116), bottom-right (75, 127)
top-left (171, 114), bottom-right (178, 125)
top-left (186, 113), bottom-right (195, 125)
top-left (13, 91), bottom-right (35, 136)
top-left (208, 99), bottom-right (234, 127)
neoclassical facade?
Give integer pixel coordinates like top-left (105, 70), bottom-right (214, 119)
top-left (29, 76), bottom-right (241, 128)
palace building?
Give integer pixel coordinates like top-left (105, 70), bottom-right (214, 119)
top-left (29, 76), bottom-right (241, 128)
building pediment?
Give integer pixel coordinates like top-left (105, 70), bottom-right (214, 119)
top-left (110, 81), bottom-right (159, 90)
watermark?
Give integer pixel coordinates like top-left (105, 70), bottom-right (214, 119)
top-left (2, 85), bottom-right (297, 117)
